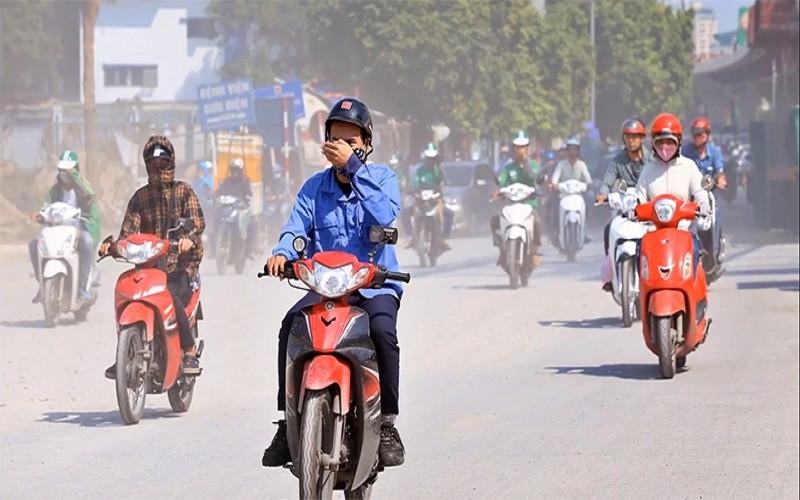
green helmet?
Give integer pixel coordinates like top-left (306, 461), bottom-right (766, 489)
top-left (512, 130), bottom-right (530, 147)
top-left (422, 142), bottom-right (439, 159)
top-left (57, 150), bottom-right (79, 171)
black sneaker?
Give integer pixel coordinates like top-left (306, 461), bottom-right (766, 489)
top-left (262, 420), bottom-right (291, 467)
top-left (104, 363), bottom-right (116, 380)
top-left (182, 354), bottom-right (201, 376)
top-left (602, 282), bottom-right (613, 292)
top-left (379, 423), bottom-right (405, 467)
top-left (31, 290), bottom-right (42, 304)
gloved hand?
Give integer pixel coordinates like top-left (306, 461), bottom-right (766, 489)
top-left (698, 201), bottom-right (711, 217)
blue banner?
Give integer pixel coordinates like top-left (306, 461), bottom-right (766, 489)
top-left (197, 78), bottom-right (255, 132)
top-left (254, 79), bottom-right (305, 119)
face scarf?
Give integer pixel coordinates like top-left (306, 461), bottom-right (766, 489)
top-left (58, 171), bottom-right (73, 185)
top-left (146, 162), bottom-right (175, 188)
top-left (655, 142), bottom-right (679, 162)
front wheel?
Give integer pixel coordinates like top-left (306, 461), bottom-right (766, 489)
top-left (216, 228), bottom-right (229, 275)
top-left (654, 316), bottom-right (676, 379)
top-left (42, 275), bottom-right (62, 328)
top-left (566, 223), bottom-right (577, 263)
top-left (115, 326), bottom-right (149, 424)
top-left (506, 240), bottom-right (519, 289)
top-left (299, 390), bottom-right (338, 500)
top-left (415, 222), bottom-right (428, 268)
top-left (621, 258), bottom-right (635, 328)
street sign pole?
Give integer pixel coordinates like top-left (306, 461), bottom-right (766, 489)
top-left (283, 96), bottom-right (290, 185)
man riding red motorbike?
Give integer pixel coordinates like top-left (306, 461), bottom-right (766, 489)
top-left (261, 97), bottom-right (406, 469)
top-left (100, 135), bottom-right (206, 377)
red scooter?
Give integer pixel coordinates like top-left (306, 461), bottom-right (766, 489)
top-left (258, 226), bottom-right (410, 499)
top-left (636, 194), bottom-right (711, 379)
top-left (100, 218), bottom-right (204, 424)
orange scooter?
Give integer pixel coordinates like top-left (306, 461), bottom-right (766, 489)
top-left (636, 193), bottom-right (711, 379)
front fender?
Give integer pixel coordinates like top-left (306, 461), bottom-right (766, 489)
top-left (565, 211), bottom-right (581, 224)
top-left (299, 354), bottom-right (351, 415)
top-left (647, 290), bottom-right (686, 317)
top-left (118, 302), bottom-right (156, 342)
top-left (42, 259), bottom-right (69, 279)
top-left (505, 225), bottom-right (528, 242)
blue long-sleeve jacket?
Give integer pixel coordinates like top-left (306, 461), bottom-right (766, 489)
top-left (682, 142), bottom-right (724, 176)
top-left (272, 154), bottom-right (403, 298)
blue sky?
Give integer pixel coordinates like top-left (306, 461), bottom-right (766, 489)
top-left (701, 0), bottom-right (752, 32)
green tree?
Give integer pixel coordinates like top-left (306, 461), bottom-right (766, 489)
top-left (594, 0), bottom-right (694, 139)
top-left (0, 0), bottom-right (63, 106)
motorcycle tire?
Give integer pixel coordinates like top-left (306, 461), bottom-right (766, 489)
top-left (168, 376), bottom-right (196, 413)
top-left (42, 275), bottom-right (62, 328)
top-left (566, 224), bottom-right (577, 263)
top-left (507, 240), bottom-right (519, 290)
top-left (216, 234), bottom-right (229, 276)
top-left (234, 249), bottom-right (246, 275)
top-left (621, 258), bottom-right (635, 328)
top-left (115, 326), bottom-right (149, 425)
top-left (73, 304), bottom-right (90, 322)
top-left (299, 389), bottom-right (337, 500)
top-left (344, 484), bottom-right (373, 499)
top-left (520, 251), bottom-right (531, 288)
top-left (654, 315), bottom-right (676, 379)
top-left (416, 224), bottom-right (428, 268)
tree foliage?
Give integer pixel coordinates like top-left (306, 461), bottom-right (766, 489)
top-left (0, 0), bottom-right (63, 106)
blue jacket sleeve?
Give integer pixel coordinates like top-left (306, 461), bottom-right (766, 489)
top-left (711, 146), bottom-right (724, 174)
top-left (343, 154), bottom-right (400, 227)
top-left (272, 179), bottom-right (315, 259)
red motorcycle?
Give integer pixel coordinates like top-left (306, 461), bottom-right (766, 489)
top-left (258, 226), bottom-right (410, 499)
top-left (100, 218), bottom-right (204, 424)
top-left (636, 194), bottom-right (711, 379)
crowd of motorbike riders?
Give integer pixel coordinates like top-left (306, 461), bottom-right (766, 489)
top-left (28, 96), bottom-right (731, 475)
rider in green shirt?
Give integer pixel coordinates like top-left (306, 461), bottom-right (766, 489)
top-left (410, 143), bottom-right (452, 252)
top-left (491, 131), bottom-right (543, 267)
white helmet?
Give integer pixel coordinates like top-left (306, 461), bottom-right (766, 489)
top-left (229, 157), bottom-right (244, 171)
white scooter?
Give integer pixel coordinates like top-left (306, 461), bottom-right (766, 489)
top-left (497, 183), bottom-right (539, 289)
top-left (557, 179), bottom-right (588, 262)
top-left (603, 187), bottom-right (649, 327)
top-left (35, 202), bottom-right (96, 327)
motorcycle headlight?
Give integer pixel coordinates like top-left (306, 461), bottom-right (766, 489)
top-left (296, 262), bottom-right (370, 298)
top-left (641, 255), bottom-right (649, 281)
top-left (117, 241), bottom-right (166, 264)
top-left (654, 199), bottom-right (677, 223)
top-left (622, 194), bottom-right (638, 211)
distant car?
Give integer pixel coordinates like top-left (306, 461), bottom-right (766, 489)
top-left (441, 161), bottom-right (497, 234)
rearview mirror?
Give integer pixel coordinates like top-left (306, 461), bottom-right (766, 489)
top-left (700, 174), bottom-right (715, 191)
top-left (612, 179), bottom-right (627, 192)
top-left (369, 226), bottom-right (398, 245)
top-left (292, 236), bottom-right (308, 256)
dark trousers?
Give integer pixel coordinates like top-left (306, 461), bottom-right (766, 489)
top-left (278, 292), bottom-right (401, 415)
top-left (166, 271), bottom-right (194, 351)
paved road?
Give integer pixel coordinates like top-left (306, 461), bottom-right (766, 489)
top-left (1, 202), bottom-right (798, 499)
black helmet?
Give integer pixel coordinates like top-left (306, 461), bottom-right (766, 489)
top-left (325, 97), bottom-right (373, 142)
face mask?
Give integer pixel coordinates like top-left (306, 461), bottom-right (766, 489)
top-left (655, 142), bottom-right (678, 162)
top-left (353, 147), bottom-right (368, 163)
top-left (146, 163), bottom-right (174, 187)
top-left (58, 171), bottom-right (72, 185)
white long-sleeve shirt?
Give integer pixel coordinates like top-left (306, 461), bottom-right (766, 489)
top-left (552, 159), bottom-right (592, 184)
top-left (635, 155), bottom-right (709, 207)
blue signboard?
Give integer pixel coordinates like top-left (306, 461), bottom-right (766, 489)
top-left (254, 79), bottom-right (305, 119)
top-left (197, 78), bottom-right (255, 131)
top-left (253, 97), bottom-right (296, 149)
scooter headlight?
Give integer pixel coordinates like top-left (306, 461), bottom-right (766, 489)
top-left (296, 262), bottom-right (370, 298)
top-left (117, 240), bottom-right (166, 264)
top-left (654, 198), bottom-right (677, 223)
top-left (641, 255), bottom-right (649, 281)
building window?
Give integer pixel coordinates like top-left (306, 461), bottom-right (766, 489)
top-left (103, 65), bottom-right (158, 88)
top-left (187, 17), bottom-right (217, 39)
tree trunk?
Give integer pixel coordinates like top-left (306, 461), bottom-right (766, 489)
top-left (82, 0), bottom-right (101, 184)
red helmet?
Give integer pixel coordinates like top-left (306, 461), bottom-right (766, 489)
top-left (690, 117), bottom-right (711, 136)
top-left (621, 118), bottom-right (646, 136)
top-left (651, 113), bottom-right (683, 144)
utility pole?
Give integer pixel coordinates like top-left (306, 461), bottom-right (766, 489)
top-left (590, 0), bottom-right (596, 126)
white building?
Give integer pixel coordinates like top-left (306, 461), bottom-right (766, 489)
top-left (85, 0), bottom-right (223, 104)
top-left (693, 6), bottom-right (718, 58)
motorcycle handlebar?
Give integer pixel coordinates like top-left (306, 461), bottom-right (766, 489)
top-left (385, 270), bottom-right (411, 283)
